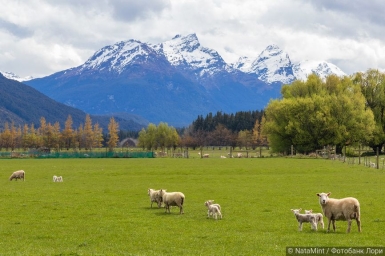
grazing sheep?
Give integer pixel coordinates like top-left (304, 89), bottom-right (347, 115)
top-left (148, 188), bottom-right (162, 208)
top-left (291, 208), bottom-right (317, 231)
top-left (203, 154), bottom-right (209, 158)
top-left (205, 200), bottom-right (222, 219)
top-left (304, 209), bottom-right (324, 229)
top-left (53, 175), bottom-right (58, 182)
top-left (316, 192), bottom-right (361, 233)
top-left (159, 189), bottom-right (185, 214)
top-left (220, 155), bottom-right (226, 158)
top-left (9, 170), bottom-right (25, 181)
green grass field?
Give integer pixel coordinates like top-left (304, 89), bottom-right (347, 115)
top-left (0, 158), bottom-right (384, 255)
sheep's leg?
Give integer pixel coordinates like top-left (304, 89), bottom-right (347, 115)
top-left (356, 217), bottom-right (361, 232)
top-left (298, 222), bottom-right (303, 231)
top-left (327, 219), bottom-right (332, 232)
top-left (179, 205), bottom-right (184, 214)
top-left (332, 220), bottom-right (336, 232)
top-left (346, 219), bottom-right (352, 233)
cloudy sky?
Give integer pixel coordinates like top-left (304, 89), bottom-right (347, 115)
top-left (1, 0), bottom-right (385, 78)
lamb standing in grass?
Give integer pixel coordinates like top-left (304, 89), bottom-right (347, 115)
top-left (9, 170), bottom-right (25, 181)
top-left (291, 208), bottom-right (317, 231)
top-left (205, 200), bottom-right (222, 220)
top-left (316, 192), bottom-right (361, 233)
top-left (205, 200), bottom-right (221, 212)
top-left (304, 209), bottom-right (324, 229)
top-left (159, 189), bottom-right (185, 214)
top-left (148, 189), bottom-right (162, 208)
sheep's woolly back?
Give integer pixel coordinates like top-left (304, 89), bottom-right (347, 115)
top-left (9, 170), bottom-right (25, 181)
top-left (317, 192), bottom-right (361, 233)
top-left (159, 189), bottom-right (185, 214)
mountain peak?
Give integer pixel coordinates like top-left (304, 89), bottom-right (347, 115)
top-left (0, 71), bottom-right (33, 82)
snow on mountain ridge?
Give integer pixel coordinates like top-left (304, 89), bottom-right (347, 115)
top-left (0, 71), bottom-right (33, 82)
top-left (292, 60), bottom-right (346, 81)
top-left (154, 33), bottom-right (228, 76)
top-left (80, 40), bottom-right (155, 73)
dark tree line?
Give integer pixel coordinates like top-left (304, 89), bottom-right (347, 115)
top-left (192, 110), bottom-right (264, 133)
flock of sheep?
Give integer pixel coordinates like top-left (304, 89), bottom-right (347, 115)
top-left (8, 170), bottom-right (361, 231)
top-left (291, 192), bottom-right (361, 233)
top-left (148, 188), bottom-right (223, 220)
top-left (9, 170), bottom-right (63, 183)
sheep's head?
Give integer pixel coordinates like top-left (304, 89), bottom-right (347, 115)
top-left (317, 192), bottom-right (331, 205)
top-left (304, 209), bottom-right (313, 214)
top-left (291, 208), bottom-right (301, 215)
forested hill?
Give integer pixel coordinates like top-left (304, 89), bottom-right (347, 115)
top-left (0, 74), bottom-right (145, 131)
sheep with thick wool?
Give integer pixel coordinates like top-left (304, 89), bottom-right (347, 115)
top-left (159, 189), bottom-right (185, 214)
top-left (147, 189), bottom-right (162, 208)
top-left (53, 176), bottom-right (63, 182)
top-left (9, 170), bottom-right (25, 181)
top-left (205, 200), bottom-right (222, 220)
top-left (316, 192), bottom-right (361, 233)
top-left (304, 209), bottom-right (324, 229)
top-left (291, 208), bottom-right (317, 231)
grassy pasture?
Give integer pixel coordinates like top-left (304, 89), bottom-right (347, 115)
top-left (0, 158), bottom-right (384, 255)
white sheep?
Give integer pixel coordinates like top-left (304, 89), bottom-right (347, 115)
top-left (159, 189), bottom-right (185, 214)
top-left (203, 154), bottom-right (209, 158)
top-left (316, 192), bottom-right (361, 233)
top-left (9, 170), bottom-right (25, 181)
top-left (304, 209), bottom-right (324, 229)
top-left (53, 175), bottom-right (63, 182)
top-left (205, 200), bottom-right (222, 220)
top-left (291, 208), bottom-right (317, 231)
top-left (204, 200), bottom-right (221, 211)
top-left (148, 188), bottom-right (162, 208)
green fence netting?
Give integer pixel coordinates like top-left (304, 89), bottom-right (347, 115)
top-left (0, 151), bottom-right (154, 159)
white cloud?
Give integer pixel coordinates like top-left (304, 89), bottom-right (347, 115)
top-left (0, 0), bottom-right (384, 77)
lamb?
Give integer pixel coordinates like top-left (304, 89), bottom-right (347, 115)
top-left (304, 209), bottom-right (324, 229)
top-left (204, 200), bottom-right (221, 211)
top-left (316, 192), bottom-right (361, 233)
top-left (159, 189), bottom-right (185, 214)
top-left (291, 208), bottom-right (317, 231)
top-left (148, 188), bottom-right (162, 208)
top-left (9, 170), bottom-right (25, 181)
top-left (53, 175), bottom-right (63, 182)
top-left (205, 200), bottom-right (222, 220)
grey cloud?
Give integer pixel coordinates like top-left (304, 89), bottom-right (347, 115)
top-left (0, 19), bottom-right (33, 38)
top-left (108, 0), bottom-right (171, 21)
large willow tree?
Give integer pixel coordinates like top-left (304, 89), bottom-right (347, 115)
top-left (262, 74), bottom-right (375, 154)
top-left (353, 69), bottom-right (385, 153)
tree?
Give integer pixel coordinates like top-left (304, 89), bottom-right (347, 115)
top-left (353, 69), bottom-right (385, 153)
top-left (84, 114), bottom-right (94, 150)
top-left (263, 74), bottom-right (375, 154)
top-left (62, 115), bottom-right (75, 150)
top-left (107, 117), bottom-right (119, 151)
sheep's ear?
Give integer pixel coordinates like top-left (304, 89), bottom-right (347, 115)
top-left (299, 208), bottom-right (302, 211)
top-left (327, 192), bottom-right (331, 196)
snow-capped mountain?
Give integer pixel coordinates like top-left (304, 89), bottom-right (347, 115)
top-left (154, 34), bottom-right (228, 77)
top-left (80, 40), bottom-right (166, 74)
top-left (232, 45), bottom-right (346, 84)
top-left (0, 71), bottom-right (33, 82)
top-left (233, 45), bottom-right (295, 84)
top-left (25, 33), bottom-right (347, 126)
top-left (292, 60), bottom-right (346, 81)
